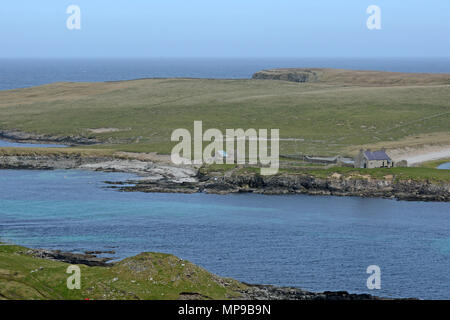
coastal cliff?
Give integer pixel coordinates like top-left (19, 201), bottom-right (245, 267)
top-left (252, 68), bottom-right (450, 86)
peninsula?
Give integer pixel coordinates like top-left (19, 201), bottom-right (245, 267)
top-left (0, 68), bottom-right (449, 201)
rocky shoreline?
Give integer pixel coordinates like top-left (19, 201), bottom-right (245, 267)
top-left (202, 172), bottom-right (450, 202)
top-left (120, 171), bottom-right (450, 202)
top-left (0, 153), bottom-right (448, 201)
top-left (0, 129), bottom-right (99, 146)
top-left (0, 153), bottom-right (198, 182)
top-left (26, 248), bottom-right (115, 267)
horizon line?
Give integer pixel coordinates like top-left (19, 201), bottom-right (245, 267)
top-left (1, 56), bottom-right (449, 60)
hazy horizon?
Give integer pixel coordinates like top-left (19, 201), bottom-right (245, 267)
top-left (1, 1), bottom-right (449, 59)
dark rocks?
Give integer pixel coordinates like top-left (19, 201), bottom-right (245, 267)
top-left (0, 130), bottom-right (99, 146)
top-left (120, 180), bottom-right (199, 194)
top-left (195, 173), bottom-right (450, 202)
top-left (119, 171), bottom-right (449, 202)
top-left (85, 250), bottom-right (116, 255)
top-left (252, 69), bottom-right (319, 83)
top-left (239, 284), bottom-right (380, 300)
top-left (26, 249), bottom-right (114, 267)
top-left (0, 154), bottom-right (114, 170)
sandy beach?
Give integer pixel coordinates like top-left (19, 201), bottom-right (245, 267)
top-left (387, 145), bottom-right (450, 166)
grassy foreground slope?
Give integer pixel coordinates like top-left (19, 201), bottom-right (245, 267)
top-left (0, 69), bottom-right (449, 156)
top-left (0, 244), bottom-right (244, 300)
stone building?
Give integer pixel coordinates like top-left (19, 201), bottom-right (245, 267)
top-left (354, 149), bottom-right (393, 169)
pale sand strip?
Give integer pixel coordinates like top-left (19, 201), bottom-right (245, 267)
top-left (387, 146), bottom-right (450, 166)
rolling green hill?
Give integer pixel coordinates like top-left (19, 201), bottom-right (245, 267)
top-left (0, 244), bottom-right (245, 300)
top-left (0, 69), bottom-right (449, 156)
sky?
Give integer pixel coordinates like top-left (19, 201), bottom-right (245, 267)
top-left (0, 0), bottom-right (449, 58)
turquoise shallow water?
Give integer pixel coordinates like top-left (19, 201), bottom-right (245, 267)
top-left (0, 169), bottom-right (449, 299)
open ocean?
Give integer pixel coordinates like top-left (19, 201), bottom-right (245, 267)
top-left (1, 58), bottom-right (450, 91)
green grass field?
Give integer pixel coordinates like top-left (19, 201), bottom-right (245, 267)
top-left (1, 69), bottom-right (449, 156)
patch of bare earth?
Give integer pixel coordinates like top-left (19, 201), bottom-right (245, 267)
top-left (87, 128), bottom-right (129, 134)
top-left (115, 151), bottom-right (172, 163)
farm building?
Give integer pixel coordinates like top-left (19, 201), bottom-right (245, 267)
top-left (354, 149), bottom-right (394, 169)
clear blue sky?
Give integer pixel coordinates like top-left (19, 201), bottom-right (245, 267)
top-left (1, 0), bottom-right (449, 58)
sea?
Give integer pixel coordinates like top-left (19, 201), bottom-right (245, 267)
top-left (1, 57), bottom-right (450, 91)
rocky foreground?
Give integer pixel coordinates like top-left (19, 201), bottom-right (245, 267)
top-left (0, 245), bottom-right (383, 300)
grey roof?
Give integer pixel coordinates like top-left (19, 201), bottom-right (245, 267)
top-left (364, 150), bottom-right (391, 161)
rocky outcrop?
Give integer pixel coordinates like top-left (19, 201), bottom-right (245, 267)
top-left (239, 284), bottom-right (381, 300)
top-left (197, 173), bottom-right (449, 201)
top-left (123, 171), bottom-right (449, 202)
top-left (0, 154), bottom-right (198, 183)
top-left (252, 69), bottom-right (319, 83)
top-left (0, 130), bottom-right (98, 145)
top-left (0, 154), bottom-right (112, 170)
top-left (25, 248), bottom-right (114, 267)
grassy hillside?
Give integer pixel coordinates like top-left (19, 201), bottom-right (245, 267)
top-left (0, 244), bottom-right (245, 300)
top-left (0, 69), bottom-right (449, 156)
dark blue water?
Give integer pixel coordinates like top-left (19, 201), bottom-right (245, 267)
top-left (1, 58), bottom-right (450, 91)
top-left (0, 169), bottom-right (448, 299)
top-left (0, 140), bottom-right (67, 148)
